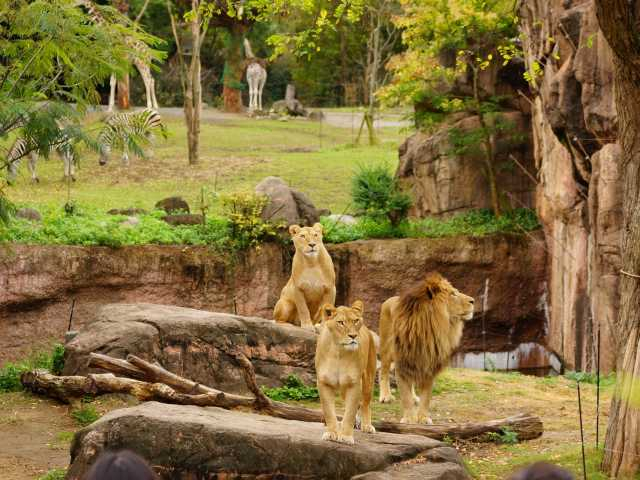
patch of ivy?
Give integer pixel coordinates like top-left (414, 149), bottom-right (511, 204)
top-left (262, 375), bottom-right (319, 401)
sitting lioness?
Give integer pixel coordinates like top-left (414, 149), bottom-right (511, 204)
top-left (274, 223), bottom-right (335, 330)
top-left (315, 301), bottom-right (377, 444)
top-left (378, 272), bottom-right (474, 424)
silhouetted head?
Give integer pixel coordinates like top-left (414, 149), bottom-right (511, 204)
top-left (509, 462), bottom-right (574, 480)
top-left (85, 450), bottom-right (158, 480)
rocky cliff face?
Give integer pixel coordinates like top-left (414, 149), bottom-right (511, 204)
top-left (519, 0), bottom-right (621, 371)
top-left (1, 235), bottom-right (548, 369)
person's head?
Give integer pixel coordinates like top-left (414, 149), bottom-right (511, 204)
top-left (85, 450), bottom-right (158, 480)
top-left (509, 462), bottom-right (575, 480)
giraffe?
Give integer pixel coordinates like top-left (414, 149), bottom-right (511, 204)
top-left (77, 0), bottom-right (159, 113)
top-left (244, 39), bottom-right (267, 112)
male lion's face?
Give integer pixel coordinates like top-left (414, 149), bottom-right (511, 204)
top-left (441, 280), bottom-right (475, 321)
top-left (321, 301), bottom-right (365, 351)
top-left (289, 223), bottom-right (324, 257)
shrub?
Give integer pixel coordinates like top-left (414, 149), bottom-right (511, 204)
top-left (486, 427), bottom-right (519, 445)
top-left (38, 469), bottom-right (66, 480)
top-left (262, 374), bottom-right (319, 401)
top-left (351, 164), bottom-right (412, 226)
top-left (0, 344), bottom-right (65, 392)
top-left (220, 193), bottom-right (282, 251)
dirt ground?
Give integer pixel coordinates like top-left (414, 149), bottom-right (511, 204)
top-left (0, 368), bottom-right (614, 480)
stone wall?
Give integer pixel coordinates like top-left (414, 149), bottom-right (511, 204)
top-left (1, 234), bottom-right (547, 365)
top-left (519, 0), bottom-right (621, 371)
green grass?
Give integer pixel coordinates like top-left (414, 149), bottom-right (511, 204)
top-left (71, 403), bottom-right (101, 426)
top-left (0, 344), bottom-right (65, 392)
top-left (37, 469), bottom-right (66, 480)
top-left (4, 117), bottom-right (401, 216)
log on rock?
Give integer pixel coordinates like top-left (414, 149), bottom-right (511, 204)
top-left (21, 369), bottom-right (543, 442)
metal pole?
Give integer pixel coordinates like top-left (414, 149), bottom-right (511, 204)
top-left (67, 299), bottom-right (76, 331)
top-left (577, 381), bottom-right (588, 480)
top-left (596, 327), bottom-right (601, 449)
top-left (482, 278), bottom-right (489, 370)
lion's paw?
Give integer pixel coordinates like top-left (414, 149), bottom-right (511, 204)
top-left (337, 434), bottom-right (355, 445)
top-left (322, 431), bottom-right (338, 442)
top-left (301, 323), bottom-right (315, 331)
top-left (418, 415), bottom-right (433, 425)
top-left (400, 416), bottom-right (417, 424)
top-left (361, 424), bottom-right (376, 434)
top-left (413, 394), bottom-right (420, 406)
top-left (379, 393), bottom-right (395, 403)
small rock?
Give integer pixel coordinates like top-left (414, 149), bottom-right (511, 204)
top-left (120, 216), bottom-right (140, 228)
top-left (107, 208), bottom-right (148, 216)
top-left (162, 214), bottom-right (204, 226)
top-left (308, 110), bottom-right (325, 121)
top-left (326, 214), bottom-right (357, 225)
top-left (255, 177), bottom-right (322, 226)
top-left (64, 330), bottom-right (78, 343)
top-left (15, 207), bottom-right (41, 222)
top-left (155, 196), bottom-right (190, 214)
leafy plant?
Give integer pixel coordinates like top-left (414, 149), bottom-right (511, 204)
top-left (0, 344), bottom-right (65, 392)
top-left (351, 164), bottom-right (412, 226)
top-left (565, 371), bottom-right (616, 388)
top-left (262, 374), bottom-right (319, 401)
top-left (486, 426), bottom-right (518, 444)
top-left (71, 404), bottom-right (100, 426)
top-left (220, 193), bottom-right (282, 250)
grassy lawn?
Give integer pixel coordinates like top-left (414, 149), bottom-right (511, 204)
top-left (4, 116), bottom-right (401, 215)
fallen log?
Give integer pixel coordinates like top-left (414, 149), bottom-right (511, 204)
top-left (23, 352), bottom-right (544, 442)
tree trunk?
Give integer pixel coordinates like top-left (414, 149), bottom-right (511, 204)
top-left (223, 24), bottom-right (245, 113)
top-left (185, 0), bottom-right (202, 165)
top-left (594, 1), bottom-right (640, 477)
top-left (117, 73), bottom-right (130, 110)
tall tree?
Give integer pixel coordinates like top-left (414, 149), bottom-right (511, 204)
top-left (594, 1), bottom-right (640, 477)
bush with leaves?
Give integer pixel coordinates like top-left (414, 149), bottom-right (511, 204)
top-left (351, 164), bottom-right (412, 226)
top-left (220, 193), bottom-right (282, 251)
top-left (0, 344), bottom-right (65, 392)
top-left (262, 374), bottom-right (319, 401)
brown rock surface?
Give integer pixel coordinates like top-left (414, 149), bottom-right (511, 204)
top-left (1, 234), bottom-right (547, 365)
top-left (67, 402), bottom-right (463, 480)
top-left (397, 111), bottom-right (536, 217)
top-left (63, 303), bottom-right (317, 394)
top-left (519, 0), bottom-right (621, 371)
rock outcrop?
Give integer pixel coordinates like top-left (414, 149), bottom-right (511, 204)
top-left (398, 111), bottom-right (535, 217)
top-left (1, 234), bottom-right (548, 369)
top-left (67, 402), bottom-right (467, 480)
top-left (63, 303), bottom-right (317, 394)
top-left (519, 0), bottom-right (621, 371)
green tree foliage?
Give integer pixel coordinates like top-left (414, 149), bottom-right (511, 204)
top-left (0, 0), bottom-right (162, 224)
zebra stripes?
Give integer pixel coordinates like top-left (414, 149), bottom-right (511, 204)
top-left (6, 135), bottom-right (76, 184)
top-left (98, 108), bottom-right (164, 166)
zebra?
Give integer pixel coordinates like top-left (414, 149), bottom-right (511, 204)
top-left (6, 136), bottom-right (76, 185)
top-left (98, 108), bottom-right (165, 167)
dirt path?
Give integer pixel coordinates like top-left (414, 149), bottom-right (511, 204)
top-left (0, 393), bottom-right (75, 479)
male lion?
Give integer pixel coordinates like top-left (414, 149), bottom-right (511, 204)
top-left (378, 272), bottom-right (474, 424)
top-left (315, 301), bottom-right (377, 444)
top-left (274, 223), bottom-right (336, 330)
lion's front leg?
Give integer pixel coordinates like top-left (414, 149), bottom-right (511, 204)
top-left (398, 376), bottom-right (418, 424)
top-left (338, 384), bottom-right (362, 444)
top-left (416, 376), bottom-right (435, 424)
top-left (318, 382), bottom-right (339, 441)
top-left (292, 288), bottom-right (313, 330)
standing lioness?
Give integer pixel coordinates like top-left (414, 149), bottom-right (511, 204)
top-left (315, 301), bottom-right (377, 444)
top-left (274, 223), bottom-right (335, 329)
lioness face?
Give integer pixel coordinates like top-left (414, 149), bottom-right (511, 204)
top-left (289, 223), bottom-right (324, 257)
top-left (321, 301), bottom-right (365, 351)
top-left (442, 280), bottom-right (475, 321)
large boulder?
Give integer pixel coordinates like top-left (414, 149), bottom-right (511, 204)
top-left (63, 303), bottom-right (317, 394)
top-left (397, 111), bottom-right (535, 217)
top-left (256, 176), bottom-right (322, 226)
top-left (66, 402), bottom-right (466, 480)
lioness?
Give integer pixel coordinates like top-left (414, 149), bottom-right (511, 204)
top-left (378, 272), bottom-right (474, 424)
top-left (315, 301), bottom-right (377, 444)
top-left (274, 223), bottom-right (336, 330)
